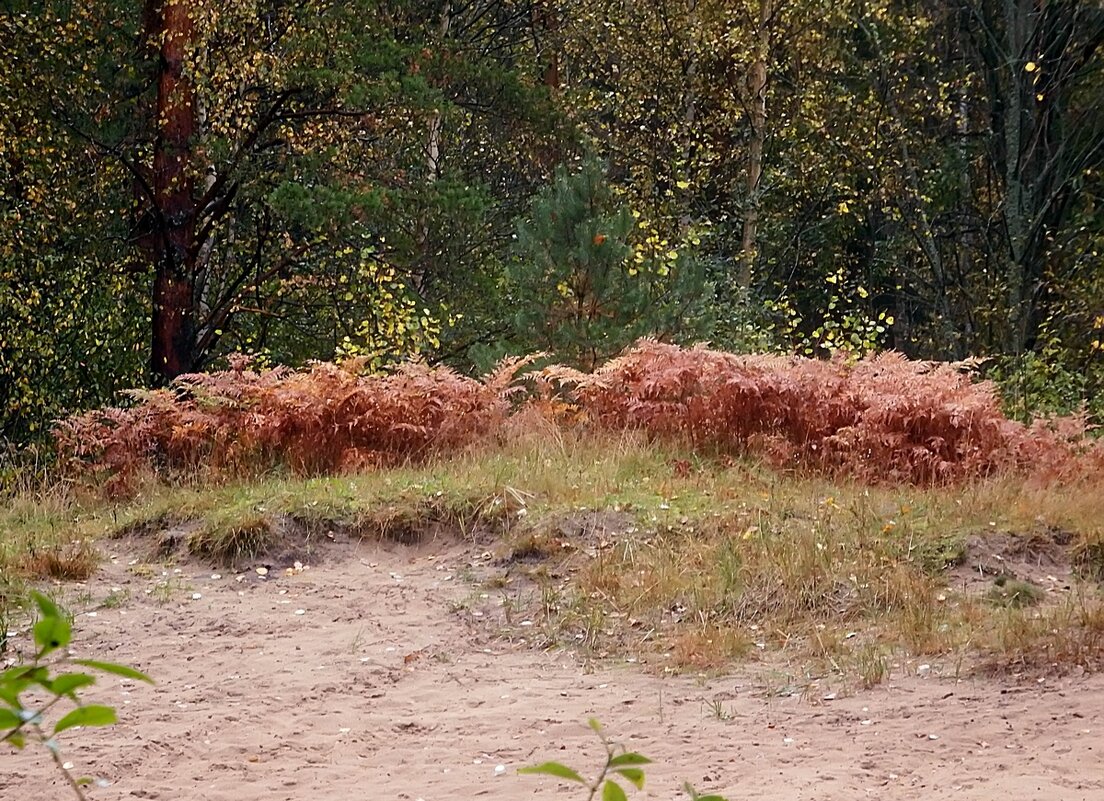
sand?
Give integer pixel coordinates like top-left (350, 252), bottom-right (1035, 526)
top-left (5, 534), bottom-right (1104, 801)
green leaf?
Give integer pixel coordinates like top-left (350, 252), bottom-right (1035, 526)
top-left (614, 767), bottom-right (645, 789)
top-left (1, 665), bottom-right (47, 697)
top-left (0, 665), bottom-right (35, 682)
top-left (32, 592), bottom-right (63, 620)
top-left (0, 707), bottom-right (22, 728)
top-left (5, 731), bottom-right (26, 749)
top-left (609, 752), bottom-right (652, 768)
top-left (0, 682), bottom-right (25, 706)
top-left (71, 660), bottom-right (154, 684)
top-left (683, 781), bottom-right (728, 801)
top-left (587, 717), bottom-right (603, 734)
top-left (517, 762), bottom-right (586, 784)
top-left (603, 778), bottom-right (628, 801)
top-left (33, 615), bottom-right (71, 656)
top-left (54, 704), bottom-right (117, 734)
top-left (49, 673), bottom-right (96, 696)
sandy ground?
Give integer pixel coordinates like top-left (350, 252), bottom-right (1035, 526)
top-left (5, 534), bottom-right (1104, 801)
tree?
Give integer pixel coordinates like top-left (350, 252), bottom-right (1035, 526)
top-left (956, 0), bottom-right (1104, 354)
top-left (4, 0), bottom-right (561, 385)
top-left (506, 158), bottom-right (713, 368)
top-left (0, 3), bottom-right (147, 440)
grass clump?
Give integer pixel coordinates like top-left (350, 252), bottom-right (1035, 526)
top-left (987, 576), bottom-right (1045, 608)
top-left (187, 514), bottom-right (272, 565)
top-left (979, 593), bottom-right (1104, 674)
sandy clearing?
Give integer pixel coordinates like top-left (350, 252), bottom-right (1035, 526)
top-left (5, 535), bottom-right (1104, 801)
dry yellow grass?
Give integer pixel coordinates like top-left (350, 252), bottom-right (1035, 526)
top-left (2, 430), bottom-right (1102, 681)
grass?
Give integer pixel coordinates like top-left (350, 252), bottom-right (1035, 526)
top-left (987, 576), bottom-right (1046, 607)
top-left (2, 429), bottom-right (1103, 680)
top-left (978, 592), bottom-right (1104, 674)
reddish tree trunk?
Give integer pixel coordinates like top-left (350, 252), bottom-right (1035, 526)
top-left (150, 0), bottom-right (198, 383)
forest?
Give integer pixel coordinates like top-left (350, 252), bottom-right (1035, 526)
top-left (3, 0), bottom-right (1102, 446)
top-left (3, 3), bottom-right (1104, 801)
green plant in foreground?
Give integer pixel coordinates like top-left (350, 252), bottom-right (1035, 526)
top-left (1, 592), bottom-right (153, 799)
top-left (520, 718), bottom-right (727, 801)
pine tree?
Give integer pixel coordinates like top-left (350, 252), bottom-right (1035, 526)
top-left (508, 158), bottom-right (713, 368)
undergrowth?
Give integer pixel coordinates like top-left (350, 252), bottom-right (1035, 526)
top-left (8, 354), bottom-right (1104, 682)
top-left (7, 431), bottom-right (1101, 681)
top-left (52, 341), bottom-right (1104, 495)
top-left (547, 341), bottom-right (1103, 484)
top-left (54, 354), bottom-right (535, 496)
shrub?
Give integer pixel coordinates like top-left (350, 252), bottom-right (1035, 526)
top-left (544, 340), bottom-right (1103, 485)
top-left (55, 355), bottom-right (534, 493)
top-left (54, 341), bottom-right (1103, 491)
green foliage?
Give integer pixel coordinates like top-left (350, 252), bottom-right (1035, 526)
top-left (0, 4), bottom-right (146, 441)
top-left (2, 592), bottom-right (152, 800)
top-left (506, 158), bottom-right (713, 368)
top-left (987, 577), bottom-right (1045, 608)
top-left (986, 318), bottom-right (1103, 425)
top-left (520, 718), bottom-right (726, 801)
top-left (713, 284), bottom-right (893, 359)
top-left (0, 260), bottom-right (145, 442)
top-left (2, 0), bottom-right (1103, 443)
top-left (1, 0), bottom-right (563, 428)
top-left (988, 352), bottom-right (1094, 424)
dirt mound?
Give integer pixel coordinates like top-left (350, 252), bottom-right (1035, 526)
top-left (950, 526), bottom-right (1076, 597)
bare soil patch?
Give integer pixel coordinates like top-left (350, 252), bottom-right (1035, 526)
top-left (950, 526), bottom-right (1076, 598)
top-left (6, 532), bottom-right (1104, 801)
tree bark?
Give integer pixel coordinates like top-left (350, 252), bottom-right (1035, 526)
top-left (738, 0), bottom-right (771, 290)
top-left (150, 0), bottom-right (198, 383)
top-left (415, 1), bottom-right (452, 294)
top-left (1001, 0), bottom-right (1030, 355)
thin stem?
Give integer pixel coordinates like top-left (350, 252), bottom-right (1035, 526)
top-left (32, 722), bottom-right (89, 801)
top-left (2, 692), bottom-right (64, 745)
top-left (585, 736), bottom-right (616, 801)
